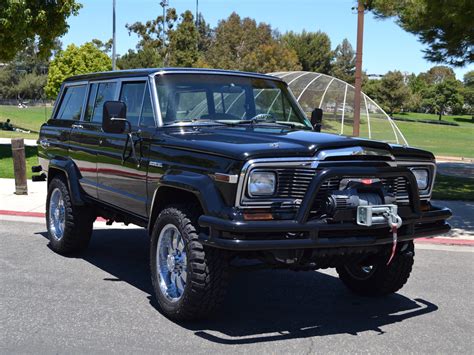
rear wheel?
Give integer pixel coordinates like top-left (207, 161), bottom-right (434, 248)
top-left (46, 177), bottom-right (94, 254)
top-left (336, 241), bottom-right (414, 296)
top-left (150, 204), bottom-right (229, 321)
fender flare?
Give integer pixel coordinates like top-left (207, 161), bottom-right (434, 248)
top-left (48, 158), bottom-right (85, 206)
top-left (148, 171), bottom-right (229, 230)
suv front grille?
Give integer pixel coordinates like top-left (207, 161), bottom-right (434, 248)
top-left (274, 172), bottom-right (411, 203)
top-left (275, 168), bottom-right (317, 199)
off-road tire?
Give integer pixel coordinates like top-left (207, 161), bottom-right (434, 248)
top-left (150, 204), bottom-right (229, 321)
top-left (46, 176), bottom-right (94, 254)
top-left (336, 241), bottom-right (414, 296)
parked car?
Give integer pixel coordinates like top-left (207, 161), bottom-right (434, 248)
top-left (34, 68), bottom-right (451, 321)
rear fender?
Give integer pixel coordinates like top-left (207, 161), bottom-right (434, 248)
top-left (48, 158), bottom-right (85, 206)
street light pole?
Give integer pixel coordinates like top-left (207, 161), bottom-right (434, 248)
top-left (196, 0), bottom-right (198, 26)
top-left (112, 0), bottom-right (116, 70)
top-left (160, 0), bottom-right (168, 49)
top-left (352, 0), bottom-right (365, 137)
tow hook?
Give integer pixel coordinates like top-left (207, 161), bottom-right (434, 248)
top-left (384, 211), bottom-right (403, 265)
top-left (356, 205), bottom-right (403, 265)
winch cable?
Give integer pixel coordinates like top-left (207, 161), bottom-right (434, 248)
top-left (384, 211), bottom-right (403, 265)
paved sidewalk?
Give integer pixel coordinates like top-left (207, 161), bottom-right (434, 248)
top-left (0, 137), bottom-right (38, 146)
top-left (0, 178), bottom-right (46, 213)
top-left (0, 178), bottom-right (472, 244)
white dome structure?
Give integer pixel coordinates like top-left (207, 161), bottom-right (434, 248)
top-left (270, 71), bottom-right (408, 145)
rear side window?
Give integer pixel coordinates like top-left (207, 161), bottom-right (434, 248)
top-left (91, 82), bottom-right (117, 122)
top-left (55, 85), bottom-right (86, 120)
top-left (119, 82), bottom-right (146, 127)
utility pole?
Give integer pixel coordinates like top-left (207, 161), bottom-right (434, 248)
top-left (352, 0), bottom-right (364, 137)
top-left (112, 0), bottom-right (116, 70)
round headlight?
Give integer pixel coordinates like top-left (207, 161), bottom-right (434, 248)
top-left (411, 168), bottom-right (429, 190)
top-left (248, 171), bottom-right (276, 196)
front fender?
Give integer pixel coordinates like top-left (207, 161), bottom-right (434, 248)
top-left (157, 171), bottom-right (228, 216)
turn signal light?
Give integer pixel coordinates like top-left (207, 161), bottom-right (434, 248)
top-left (243, 212), bottom-right (274, 221)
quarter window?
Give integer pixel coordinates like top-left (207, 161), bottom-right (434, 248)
top-left (55, 85), bottom-right (86, 120)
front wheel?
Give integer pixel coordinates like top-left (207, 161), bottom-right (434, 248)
top-left (336, 241), bottom-right (415, 296)
top-left (150, 205), bottom-right (229, 321)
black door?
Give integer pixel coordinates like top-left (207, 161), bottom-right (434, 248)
top-left (97, 80), bottom-right (154, 217)
top-left (41, 84), bottom-right (87, 166)
top-left (68, 82), bottom-right (110, 199)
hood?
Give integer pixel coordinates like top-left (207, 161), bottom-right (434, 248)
top-left (157, 126), bottom-right (433, 161)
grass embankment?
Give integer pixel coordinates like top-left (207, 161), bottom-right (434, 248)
top-left (0, 105), bottom-right (51, 140)
top-left (0, 145), bottom-right (38, 179)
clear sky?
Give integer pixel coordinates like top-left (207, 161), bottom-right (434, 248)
top-left (61, 0), bottom-right (473, 80)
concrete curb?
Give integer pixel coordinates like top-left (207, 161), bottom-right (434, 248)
top-left (1, 209), bottom-right (472, 246)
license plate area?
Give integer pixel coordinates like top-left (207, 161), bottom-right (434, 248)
top-left (357, 204), bottom-right (398, 227)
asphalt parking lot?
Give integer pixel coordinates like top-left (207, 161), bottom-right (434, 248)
top-left (1, 219), bottom-right (473, 354)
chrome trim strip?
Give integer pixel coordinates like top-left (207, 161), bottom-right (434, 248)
top-left (315, 146), bottom-right (395, 161)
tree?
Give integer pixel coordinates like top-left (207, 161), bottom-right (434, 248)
top-left (463, 71), bottom-right (474, 115)
top-left (45, 43), bottom-right (112, 98)
top-left (367, 0), bottom-right (473, 66)
top-left (14, 72), bottom-right (47, 100)
top-left (330, 38), bottom-right (356, 83)
top-left (91, 39), bottom-right (113, 54)
top-left (116, 48), bottom-right (163, 70)
top-left (365, 71), bottom-right (410, 115)
top-left (423, 79), bottom-right (464, 119)
top-left (168, 11), bottom-right (199, 67)
top-left (419, 66), bottom-right (456, 85)
top-left (126, 7), bottom-right (178, 60)
top-left (205, 13), bottom-right (300, 72)
top-left (0, 39), bottom-right (55, 100)
top-left (0, 0), bottom-right (81, 61)
top-left (282, 30), bottom-right (333, 73)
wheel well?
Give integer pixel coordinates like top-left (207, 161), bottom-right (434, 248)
top-left (47, 167), bottom-right (67, 185)
top-left (149, 187), bottom-right (204, 232)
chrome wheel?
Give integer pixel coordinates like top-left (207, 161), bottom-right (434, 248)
top-left (48, 188), bottom-right (66, 241)
top-left (156, 224), bottom-right (187, 302)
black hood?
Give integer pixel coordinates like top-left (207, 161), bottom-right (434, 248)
top-left (158, 126), bottom-right (434, 161)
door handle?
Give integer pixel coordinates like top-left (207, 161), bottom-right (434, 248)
top-left (72, 124), bottom-right (83, 129)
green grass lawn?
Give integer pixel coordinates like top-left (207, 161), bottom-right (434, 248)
top-left (0, 144), bottom-right (38, 179)
top-left (393, 112), bottom-right (473, 126)
top-left (433, 174), bottom-right (474, 201)
top-left (395, 120), bottom-right (474, 157)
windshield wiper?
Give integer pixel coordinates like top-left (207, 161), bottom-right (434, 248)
top-left (163, 118), bottom-right (227, 126)
top-left (231, 114), bottom-right (297, 128)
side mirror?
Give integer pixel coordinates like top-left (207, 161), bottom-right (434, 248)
top-left (311, 108), bottom-right (323, 132)
top-left (102, 101), bottom-right (128, 134)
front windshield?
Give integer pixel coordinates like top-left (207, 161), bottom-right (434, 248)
top-left (155, 73), bottom-right (311, 128)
